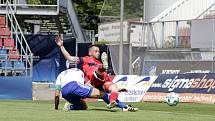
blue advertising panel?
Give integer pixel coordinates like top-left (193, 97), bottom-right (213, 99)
top-left (0, 77), bottom-right (32, 100)
top-left (148, 73), bottom-right (215, 94)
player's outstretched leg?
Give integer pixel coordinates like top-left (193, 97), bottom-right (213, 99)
top-left (102, 93), bottom-right (138, 112)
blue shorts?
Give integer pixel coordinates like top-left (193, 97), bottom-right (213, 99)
top-left (61, 81), bottom-right (93, 104)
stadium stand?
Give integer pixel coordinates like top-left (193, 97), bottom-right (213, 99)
top-left (0, 15), bottom-right (25, 76)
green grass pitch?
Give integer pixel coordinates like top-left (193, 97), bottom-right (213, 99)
top-left (0, 100), bottom-right (215, 121)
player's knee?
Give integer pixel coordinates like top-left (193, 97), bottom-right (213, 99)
top-left (108, 83), bottom-right (120, 92)
top-left (103, 82), bottom-right (119, 92)
top-left (90, 88), bottom-right (100, 97)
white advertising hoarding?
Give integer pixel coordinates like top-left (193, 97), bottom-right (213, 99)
top-left (112, 75), bottom-right (157, 102)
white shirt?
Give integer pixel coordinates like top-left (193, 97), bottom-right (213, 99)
top-left (55, 68), bottom-right (85, 89)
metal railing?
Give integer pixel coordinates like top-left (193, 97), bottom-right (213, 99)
top-left (0, 54), bottom-right (31, 76)
top-left (4, 0), bottom-right (33, 77)
top-left (150, 0), bottom-right (215, 22)
top-left (129, 20), bottom-right (191, 48)
top-left (0, 0), bottom-right (59, 15)
top-left (83, 29), bottom-right (95, 42)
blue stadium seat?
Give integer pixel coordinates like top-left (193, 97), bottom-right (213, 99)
top-left (13, 61), bottom-right (25, 76)
top-left (0, 60), bottom-right (12, 70)
top-left (14, 61), bottom-right (25, 71)
top-left (0, 48), bottom-right (7, 60)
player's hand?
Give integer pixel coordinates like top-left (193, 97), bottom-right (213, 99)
top-left (118, 88), bottom-right (128, 92)
top-left (55, 36), bottom-right (63, 47)
top-left (101, 52), bottom-right (108, 70)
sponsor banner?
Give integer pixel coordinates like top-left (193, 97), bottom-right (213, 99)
top-left (143, 92), bottom-right (215, 104)
top-left (148, 73), bottom-right (215, 94)
top-left (112, 75), bottom-right (157, 102)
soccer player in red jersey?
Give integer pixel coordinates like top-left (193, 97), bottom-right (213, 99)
top-left (55, 36), bottom-right (138, 111)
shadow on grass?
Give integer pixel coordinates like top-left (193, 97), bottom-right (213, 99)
top-left (89, 108), bottom-right (118, 112)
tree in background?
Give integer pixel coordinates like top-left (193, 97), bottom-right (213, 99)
top-left (73, 0), bottom-right (103, 32)
top-left (27, 0), bottom-right (41, 4)
top-left (73, 0), bottom-right (144, 31)
top-left (26, 0), bottom-right (144, 32)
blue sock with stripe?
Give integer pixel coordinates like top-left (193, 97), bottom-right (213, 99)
top-left (102, 93), bottom-right (127, 109)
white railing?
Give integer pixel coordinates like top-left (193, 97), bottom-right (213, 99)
top-left (150, 0), bottom-right (215, 22)
top-left (5, 0), bottom-right (33, 77)
top-left (0, 0), bottom-right (59, 15)
top-left (83, 29), bottom-right (95, 43)
top-left (129, 20), bottom-right (192, 49)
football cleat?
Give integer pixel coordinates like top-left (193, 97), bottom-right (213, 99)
top-left (63, 102), bottom-right (71, 111)
top-left (122, 105), bottom-right (138, 112)
top-left (107, 100), bottom-right (117, 109)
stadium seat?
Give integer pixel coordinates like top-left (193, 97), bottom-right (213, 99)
top-left (0, 60), bottom-right (13, 70)
top-left (8, 48), bottom-right (20, 60)
top-left (0, 27), bottom-right (11, 37)
top-left (14, 61), bottom-right (25, 70)
top-left (0, 16), bottom-right (5, 27)
top-left (0, 60), bottom-right (13, 76)
top-left (13, 61), bottom-right (25, 76)
top-left (4, 38), bottom-right (14, 49)
top-left (0, 38), bottom-right (2, 48)
top-left (0, 48), bottom-right (7, 60)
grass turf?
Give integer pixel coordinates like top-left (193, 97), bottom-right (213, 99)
top-left (0, 100), bottom-right (215, 121)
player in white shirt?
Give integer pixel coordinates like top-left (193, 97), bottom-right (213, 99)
top-left (55, 62), bottom-right (138, 111)
top-left (54, 68), bottom-right (103, 110)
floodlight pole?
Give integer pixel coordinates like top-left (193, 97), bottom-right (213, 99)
top-left (119, 0), bottom-right (124, 74)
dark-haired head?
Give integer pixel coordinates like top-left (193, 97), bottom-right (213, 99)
top-left (88, 44), bottom-right (100, 59)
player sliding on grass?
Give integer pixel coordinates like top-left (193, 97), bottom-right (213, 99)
top-left (54, 67), bottom-right (137, 111)
top-left (55, 68), bottom-right (103, 110)
top-left (55, 36), bottom-right (138, 112)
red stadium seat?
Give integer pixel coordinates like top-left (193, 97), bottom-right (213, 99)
top-left (0, 16), bottom-right (5, 27)
top-left (4, 38), bottom-right (14, 49)
top-left (0, 38), bottom-right (2, 48)
top-left (0, 27), bottom-right (11, 37)
top-left (8, 48), bottom-right (20, 60)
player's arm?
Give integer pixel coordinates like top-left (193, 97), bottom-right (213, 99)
top-left (55, 36), bottom-right (79, 63)
top-left (54, 85), bottom-right (61, 110)
top-left (54, 90), bottom-right (60, 110)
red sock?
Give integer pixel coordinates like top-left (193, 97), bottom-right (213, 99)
top-left (109, 92), bottom-right (118, 102)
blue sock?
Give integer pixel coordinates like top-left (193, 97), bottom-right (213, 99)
top-left (116, 100), bottom-right (127, 109)
top-left (102, 93), bottom-right (110, 104)
top-left (102, 93), bottom-right (127, 109)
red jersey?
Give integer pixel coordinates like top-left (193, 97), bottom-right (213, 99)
top-left (78, 56), bottom-right (112, 90)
